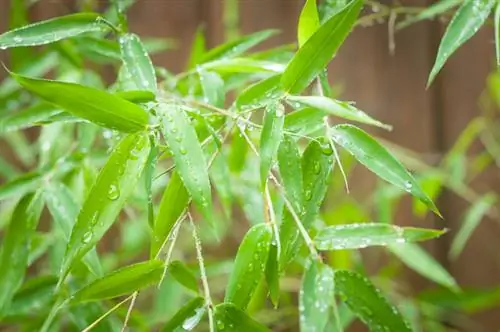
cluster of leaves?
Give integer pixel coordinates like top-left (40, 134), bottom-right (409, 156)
top-left (0, 0), bottom-right (499, 331)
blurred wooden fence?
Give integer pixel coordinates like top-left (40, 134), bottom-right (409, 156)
top-left (1, 0), bottom-right (499, 330)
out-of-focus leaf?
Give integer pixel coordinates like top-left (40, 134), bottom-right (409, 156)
top-left (225, 224), bottom-right (272, 310)
top-left (235, 74), bottom-right (283, 112)
top-left (300, 260), bottom-right (335, 332)
top-left (168, 260), bottom-right (199, 293)
top-left (315, 223), bottom-right (446, 250)
top-left (284, 107), bottom-right (324, 136)
top-left (281, 0), bottom-right (362, 94)
top-left (0, 193), bottom-right (43, 315)
top-left (277, 137), bottom-right (303, 210)
top-left (70, 260), bottom-right (164, 303)
top-left (0, 13), bottom-right (110, 49)
top-left (450, 193), bottom-right (496, 259)
top-left (419, 286), bottom-right (500, 313)
top-left (0, 171), bottom-right (43, 200)
top-left (198, 69), bottom-right (224, 108)
top-left (160, 297), bottom-right (205, 332)
top-left (0, 103), bottom-right (61, 134)
top-left (335, 270), bottom-right (411, 331)
top-left (388, 243), bottom-right (458, 290)
top-left (288, 95), bottom-right (391, 130)
top-left (187, 26), bottom-right (206, 68)
top-left (265, 243), bottom-right (280, 307)
top-left (119, 33), bottom-right (157, 91)
top-left (428, 0), bottom-right (495, 86)
top-left (28, 232), bottom-right (54, 266)
top-left (213, 303), bottom-right (271, 331)
top-left (60, 133), bottom-right (150, 279)
top-left (159, 103), bottom-right (214, 229)
top-left (260, 103), bottom-right (285, 187)
top-left (4, 276), bottom-right (57, 319)
top-left (397, 0), bottom-right (462, 30)
top-left (330, 124), bottom-right (440, 216)
top-left (201, 58), bottom-right (285, 74)
top-left (11, 73), bottom-right (149, 132)
top-left (298, 0), bottom-right (320, 47)
top-left (115, 90), bottom-right (156, 103)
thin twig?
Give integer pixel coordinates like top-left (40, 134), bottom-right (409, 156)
top-left (158, 212), bottom-right (187, 287)
top-left (82, 295), bottom-right (135, 332)
top-left (120, 292), bottom-right (138, 332)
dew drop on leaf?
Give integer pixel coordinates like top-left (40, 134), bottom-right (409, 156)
top-left (82, 231), bottom-right (93, 244)
top-left (107, 183), bottom-right (120, 200)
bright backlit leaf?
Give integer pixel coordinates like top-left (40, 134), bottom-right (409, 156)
top-left (298, 0), bottom-right (320, 47)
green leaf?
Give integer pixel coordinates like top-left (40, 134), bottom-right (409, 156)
top-left (330, 124), bottom-right (440, 216)
top-left (160, 297), bottom-right (205, 332)
top-left (387, 243), bottom-right (458, 290)
top-left (60, 132), bottom-right (150, 279)
top-left (287, 95), bottom-right (392, 130)
top-left (151, 171), bottom-right (189, 256)
top-left (159, 103), bottom-right (214, 229)
top-left (168, 260), bottom-right (199, 293)
top-left (11, 73), bottom-right (149, 132)
top-left (314, 223), bottom-right (446, 250)
top-left (334, 270), bottom-right (411, 331)
top-left (235, 74), bottom-right (284, 112)
top-left (428, 0), bottom-right (495, 86)
top-left (397, 0), bottom-right (462, 30)
top-left (0, 103), bottom-right (61, 134)
top-left (0, 13), bottom-right (109, 49)
top-left (187, 26), bottom-right (207, 68)
top-left (201, 30), bottom-right (278, 63)
top-left (260, 103), bottom-right (285, 188)
top-left (201, 58), bottom-right (285, 74)
top-left (0, 171), bottom-right (43, 200)
top-left (277, 137), bottom-right (303, 210)
top-left (284, 107), bottom-right (324, 136)
top-left (300, 260), bottom-right (335, 332)
top-left (450, 193), bottom-right (496, 259)
top-left (213, 303), bottom-right (271, 331)
top-left (119, 33), bottom-right (157, 91)
top-left (198, 69), bottom-right (225, 108)
top-left (5, 276), bottom-right (57, 319)
top-left (281, 0), bottom-right (362, 94)
top-left (0, 193), bottom-right (43, 315)
top-left (70, 260), bottom-right (164, 303)
top-left (265, 243), bottom-right (280, 307)
top-left (115, 90), bottom-right (156, 103)
top-left (225, 224), bottom-right (272, 310)
top-left (298, 0), bottom-right (321, 47)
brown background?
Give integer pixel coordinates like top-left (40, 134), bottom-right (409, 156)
top-left (1, 0), bottom-right (499, 330)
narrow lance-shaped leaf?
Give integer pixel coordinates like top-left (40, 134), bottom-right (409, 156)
top-left (201, 58), bottom-right (285, 74)
top-left (0, 103), bottom-right (61, 134)
top-left (235, 74), bottom-right (283, 112)
top-left (314, 223), bottom-right (446, 250)
top-left (300, 260), bottom-right (335, 332)
top-left (265, 243), bottom-right (280, 307)
top-left (0, 171), bottom-right (43, 200)
top-left (287, 95), bottom-right (392, 130)
top-left (428, 0), bottom-right (495, 86)
top-left (159, 103), bottom-right (214, 229)
top-left (260, 103), bottom-right (285, 188)
top-left (70, 260), bottom-right (164, 304)
top-left (334, 270), bottom-right (412, 331)
top-left (119, 33), bottom-right (157, 91)
top-left (198, 69), bottom-right (225, 108)
top-left (160, 297), bottom-right (205, 332)
top-left (397, 0), bottom-right (462, 30)
top-left (225, 224), bottom-right (272, 310)
top-left (187, 26), bottom-right (207, 68)
top-left (11, 73), bottom-right (149, 132)
top-left (330, 124), bottom-right (440, 216)
top-left (167, 260), bottom-right (199, 293)
top-left (60, 132), bottom-right (151, 280)
top-left (115, 90), bottom-right (156, 103)
top-left (284, 107), bottom-right (325, 136)
top-left (277, 137), bottom-right (303, 210)
top-left (0, 193), bottom-right (43, 315)
top-left (144, 138), bottom-right (159, 229)
top-left (298, 0), bottom-right (320, 47)
top-left (281, 0), bottom-right (362, 94)
top-left (387, 243), bottom-right (458, 290)
top-left (213, 303), bottom-right (271, 332)
top-left (0, 13), bottom-right (110, 49)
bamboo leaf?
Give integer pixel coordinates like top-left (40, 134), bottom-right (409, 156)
top-left (335, 270), bottom-right (411, 331)
top-left (213, 303), bottom-right (271, 331)
top-left (235, 74), bottom-right (283, 112)
top-left (168, 260), bottom-right (199, 293)
top-left (119, 33), bottom-right (157, 91)
top-left (160, 297), bottom-right (205, 332)
top-left (298, 0), bottom-right (321, 47)
top-left (284, 107), bottom-right (324, 136)
top-left (260, 103), bottom-right (285, 188)
top-left (70, 260), bottom-right (164, 303)
top-left (397, 0), bottom-right (462, 30)
top-left (330, 124), bottom-right (440, 216)
top-left (0, 13), bottom-right (109, 49)
top-left (115, 90), bottom-right (156, 103)
top-left (314, 223), bottom-right (446, 250)
top-left (277, 137), bottom-right (304, 210)
top-left (187, 26), bottom-right (207, 68)
top-left (224, 224), bottom-right (272, 310)
top-left (0, 103), bottom-right (61, 134)
top-left (0, 171), bottom-right (43, 200)
top-left (281, 0), bottom-right (362, 94)
top-left (201, 58), bottom-right (285, 74)
top-left (11, 73), bottom-right (149, 132)
top-left (265, 243), bottom-right (280, 307)
top-left (198, 69), bottom-right (225, 108)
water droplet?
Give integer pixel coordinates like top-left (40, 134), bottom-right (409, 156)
top-left (82, 231), bottom-right (93, 244)
top-left (180, 147), bottom-right (187, 155)
top-left (404, 181), bottom-right (413, 191)
top-left (313, 161), bottom-right (321, 174)
top-left (216, 320), bottom-right (225, 330)
top-left (175, 135), bottom-right (182, 142)
top-left (108, 183), bottom-right (120, 200)
top-left (13, 36), bottom-right (23, 43)
top-left (276, 104), bottom-right (285, 117)
top-left (304, 189), bottom-right (312, 201)
top-left (320, 142), bottom-right (333, 155)
top-left (171, 127), bottom-right (178, 134)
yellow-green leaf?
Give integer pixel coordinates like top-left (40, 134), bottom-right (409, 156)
top-left (298, 0), bottom-right (320, 47)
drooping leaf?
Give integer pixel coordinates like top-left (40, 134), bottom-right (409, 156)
top-left (334, 270), bottom-right (411, 331)
top-left (70, 260), bottom-right (164, 303)
top-left (428, 0), bottom-right (495, 86)
top-left (314, 223), bottom-right (446, 250)
top-left (60, 132), bottom-right (150, 279)
top-left (287, 95), bottom-right (391, 130)
top-left (0, 13), bottom-right (109, 49)
top-left (0, 193), bottom-right (43, 315)
top-left (11, 73), bottom-right (149, 132)
top-left (0, 103), bottom-right (61, 134)
top-left (298, 0), bottom-right (321, 47)
top-left (159, 103), bottom-right (214, 229)
top-left (151, 171), bottom-right (189, 256)
top-left (260, 103), bottom-right (285, 188)
top-left (160, 297), bottom-right (205, 332)
top-left (330, 124), bottom-right (440, 215)
top-left (265, 243), bottom-right (280, 307)
top-left (300, 260), bottom-right (335, 332)
top-left (225, 224), bottom-right (272, 310)
top-left (281, 0), bottom-right (362, 94)
top-left (119, 33), bottom-right (157, 91)
top-left (397, 0), bottom-right (462, 30)
top-left (213, 303), bottom-right (271, 331)
top-left (198, 69), bottom-right (225, 108)
top-left (167, 260), bottom-right (199, 293)
top-left (235, 74), bottom-right (283, 112)
top-left (387, 243), bottom-right (458, 290)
